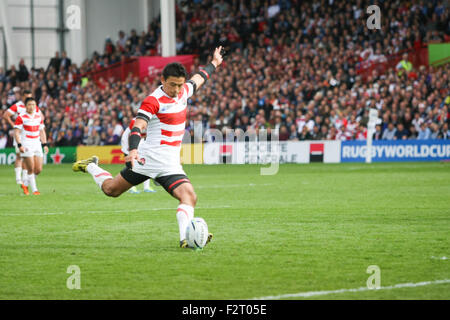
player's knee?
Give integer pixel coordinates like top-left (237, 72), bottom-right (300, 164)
top-left (105, 188), bottom-right (120, 198)
top-left (102, 182), bottom-right (120, 198)
top-left (110, 192), bottom-right (121, 198)
top-left (35, 168), bottom-right (42, 175)
top-left (178, 189), bottom-right (197, 207)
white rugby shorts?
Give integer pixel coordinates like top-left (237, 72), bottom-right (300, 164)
top-left (20, 143), bottom-right (44, 158)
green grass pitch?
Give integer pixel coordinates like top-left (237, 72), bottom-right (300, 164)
top-left (0, 162), bottom-right (449, 300)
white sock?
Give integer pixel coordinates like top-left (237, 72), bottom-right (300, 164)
top-left (28, 174), bottom-right (37, 193)
top-left (15, 167), bottom-right (22, 184)
top-left (22, 169), bottom-right (28, 186)
top-left (143, 179), bottom-right (150, 190)
top-left (177, 204), bottom-right (194, 241)
top-left (87, 163), bottom-right (113, 189)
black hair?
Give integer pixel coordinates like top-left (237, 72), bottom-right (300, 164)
top-left (162, 62), bottom-right (187, 80)
top-left (24, 97), bottom-right (36, 105)
top-left (23, 90), bottom-right (32, 95)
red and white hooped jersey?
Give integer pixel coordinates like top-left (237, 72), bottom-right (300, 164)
top-left (7, 101), bottom-right (40, 120)
top-left (14, 111), bottom-right (44, 144)
top-left (136, 83), bottom-right (193, 168)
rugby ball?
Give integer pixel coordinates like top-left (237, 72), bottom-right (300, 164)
top-left (186, 217), bottom-right (209, 249)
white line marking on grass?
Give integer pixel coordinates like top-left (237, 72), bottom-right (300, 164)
top-left (195, 183), bottom-right (273, 189)
top-left (0, 212), bottom-right (67, 216)
top-left (431, 256), bottom-right (448, 260)
top-left (84, 205), bottom-right (232, 214)
top-left (250, 279), bottom-right (450, 300)
top-left (1, 205), bottom-right (233, 216)
top-left (85, 208), bottom-right (174, 214)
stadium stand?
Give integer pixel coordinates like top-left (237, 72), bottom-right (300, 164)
top-left (0, 0), bottom-right (449, 147)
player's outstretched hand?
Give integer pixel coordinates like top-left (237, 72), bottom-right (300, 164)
top-left (125, 149), bottom-right (139, 169)
top-left (212, 46), bottom-right (224, 68)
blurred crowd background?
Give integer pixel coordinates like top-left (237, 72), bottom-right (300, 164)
top-left (0, 0), bottom-right (449, 149)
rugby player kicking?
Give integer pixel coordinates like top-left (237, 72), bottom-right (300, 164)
top-left (73, 46), bottom-right (224, 248)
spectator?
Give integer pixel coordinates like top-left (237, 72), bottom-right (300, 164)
top-left (279, 125), bottom-right (289, 141)
top-left (0, 67), bottom-right (6, 84)
top-left (288, 124), bottom-right (299, 140)
top-left (356, 125), bottom-right (368, 140)
top-left (311, 125), bottom-right (322, 140)
top-left (17, 59), bottom-right (29, 82)
top-left (112, 120), bottom-right (124, 137)
top-left (81, 127), bottom-right (90, 145)
top-left (55, 131), bottom-right (69, 146)
top-left (298, 126), bottom-right (313, 140)
top-left (430, 123), bottom-right (441, 139)
top-left (47, 51), bottom-right (61, 73)
top-left (60, 51), bottom-right (72, 73)
top-left (442, 123), bottom-right (450, 139)
top-left (129, 29), bottom-right (139, 48)
top-left (117, 30), bottom-right (128, 52)
top-left (382, 123), bottom-right (397, 140)
top-left (86, 129), bottom-right (101, 146)
top-left (6, 66), bottom-right (17, 87)
top-left (0, 130), bottom-right (7, 149)
top-left (412, 112), bottom-right (425, 132)
top-left (373, 124), bottom-right (383, 140)
top-left (67, 129), bottom-right (82, 146)
top-left (104, 127), bottom-right (120, 145)
top-left (409, 126), bottom-right (418, 140)
top-left (317, 125), bottom-right (329, 140)
top-left (417, 123), bottom-right (432, 140)
top-left (267, 0), bottom-right (281, 18)
top-left (104, 37), bottom-right (116, 56)
top-left (176, 36), bottom-right (185, 53)
top-left (394, 123), bottom-right (409, 140)
top-left (100, 131), bottom-right (108, 145)
top-left (396, 53), bottom-right (413, 77)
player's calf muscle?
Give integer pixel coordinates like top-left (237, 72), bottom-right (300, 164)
top-left (101, 177), bottom-right (129, 198)
top-left (188, 191), bottom-right (198, 206)
top-left (174, 185), bottom-right (197, 206)
top-left (24, 158), bottom-right (34, 172)
top-left (34, 164), bottom-right (42, 175)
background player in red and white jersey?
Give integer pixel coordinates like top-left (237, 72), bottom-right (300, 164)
top-left (73, 46), bottom-right (224, 248)
top-left (13, 97), bottom-right (48, 195)
top-left (120, 118), bottom-right (156, 194)
top-left (3, 90), bottom-right (33, 187)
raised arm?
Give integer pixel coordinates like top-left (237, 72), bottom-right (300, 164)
top-left (188, 46), bottom-right (224, 93)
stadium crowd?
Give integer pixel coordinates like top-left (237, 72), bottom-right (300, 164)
top-left (0, 0), bottom-right (449, 148)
